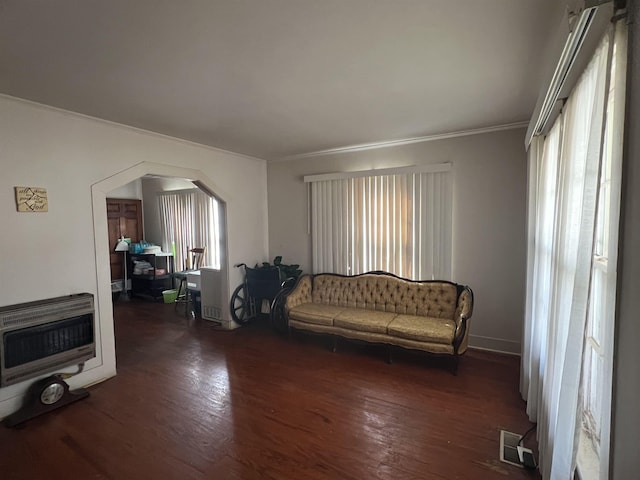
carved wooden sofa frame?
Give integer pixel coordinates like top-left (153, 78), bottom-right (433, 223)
top-left (271, 271), bottom-right (474, 374)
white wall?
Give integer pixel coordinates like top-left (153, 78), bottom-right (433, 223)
top-left (107, 179), bottom-right (143, 200)
top-left (0, 95), bottom-right (269, 418)
top-left (267, 127), bottom-right (528, 354)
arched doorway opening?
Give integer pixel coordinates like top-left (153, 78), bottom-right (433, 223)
top-left (92, 162), bottom-right (230, 378)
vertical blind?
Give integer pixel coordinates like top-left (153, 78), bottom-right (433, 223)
top-left (158, 189), bottom-right (220, 271)
top-left (307, 165), bottom-right (452, 280)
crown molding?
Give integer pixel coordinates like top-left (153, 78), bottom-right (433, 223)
top-left (275, 121), bottom-right (529, 162)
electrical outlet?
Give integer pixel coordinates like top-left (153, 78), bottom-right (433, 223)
top-left (517, 446), bottom-right (537, 469)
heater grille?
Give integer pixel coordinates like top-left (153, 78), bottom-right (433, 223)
top-left (0, 295), bottom-right (94, 329)
top-left (3, 315), bottom-right (93, 368)
top-left (202, 305), bottom-right (222, 320)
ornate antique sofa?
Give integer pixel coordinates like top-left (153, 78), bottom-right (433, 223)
top-left (272, 271), bottom-right (474, 373)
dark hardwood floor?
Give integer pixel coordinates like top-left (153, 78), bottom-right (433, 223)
top-left (1, 300), bottom-right (540, 479)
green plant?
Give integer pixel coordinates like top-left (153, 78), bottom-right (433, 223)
top-left (256, 256), bottom-right (303, 282)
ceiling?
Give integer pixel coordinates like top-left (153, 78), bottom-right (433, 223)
top-left (0, 0), bottom-right (556, 160)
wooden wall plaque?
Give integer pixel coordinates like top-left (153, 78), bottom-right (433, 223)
top-left (15, 186), bottom-right (48, 212)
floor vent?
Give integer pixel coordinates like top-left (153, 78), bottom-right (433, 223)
top-left (499, 430), bottom-right (523, 468)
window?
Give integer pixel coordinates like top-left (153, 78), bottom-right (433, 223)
top-left (579, 27), bottom-right (625, 477)
top-left (521, 21), bottom-right (626, 480)
top-left (158, 189), bottom-right (221, 270)
top-left (306, 164), bottom-right (452, 280)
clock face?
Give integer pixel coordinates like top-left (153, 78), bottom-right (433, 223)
top-left (40, 382), bottom-right (65, 405)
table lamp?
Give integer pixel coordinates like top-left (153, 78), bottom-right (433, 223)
top-left (115, 237), bottom-right (130, 301)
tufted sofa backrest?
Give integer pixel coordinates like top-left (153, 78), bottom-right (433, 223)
top-left (311, 273), bottom-right (458, 319)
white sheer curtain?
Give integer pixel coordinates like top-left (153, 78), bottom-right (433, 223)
top-left (521, 123), bottom-right (562, 426)
top-left (309, 165), bottom-right (452, 280)
top-left (158, 189), bottom-right (220, 271)
top-left (521, 28), bottom-right (618, 480)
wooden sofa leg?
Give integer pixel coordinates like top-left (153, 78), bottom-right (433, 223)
top-left (452, 355), bottom-right (460, 376)
top-left (331, 337), bottom-right (338, 353)
top-left (386, 346), bottom-right (393, 364)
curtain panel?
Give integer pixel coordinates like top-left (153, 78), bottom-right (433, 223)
top-left (158, 189), bottom-right (220, 271)
top-left (521, 22), bottom-right (626, 480)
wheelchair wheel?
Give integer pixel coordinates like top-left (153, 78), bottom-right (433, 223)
top-left (230, 284), bottom-right (255, 324)
top-left (269, 289), bottom-right (288, 334)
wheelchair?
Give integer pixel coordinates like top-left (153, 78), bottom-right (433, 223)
top-left (229, 263), bottom-right (283, 324)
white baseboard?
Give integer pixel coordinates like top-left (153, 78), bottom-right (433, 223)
top-left (468, 335), bottom-right (521, 355)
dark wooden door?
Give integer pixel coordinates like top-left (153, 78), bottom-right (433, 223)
top-left (107, 198), bottom-right (143, 281)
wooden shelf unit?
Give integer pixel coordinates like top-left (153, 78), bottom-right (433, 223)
top-left (130, 252), bottom-right (174, 300)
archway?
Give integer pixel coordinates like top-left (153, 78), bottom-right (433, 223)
top-left (92, 161), bottom-right (230, 378)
